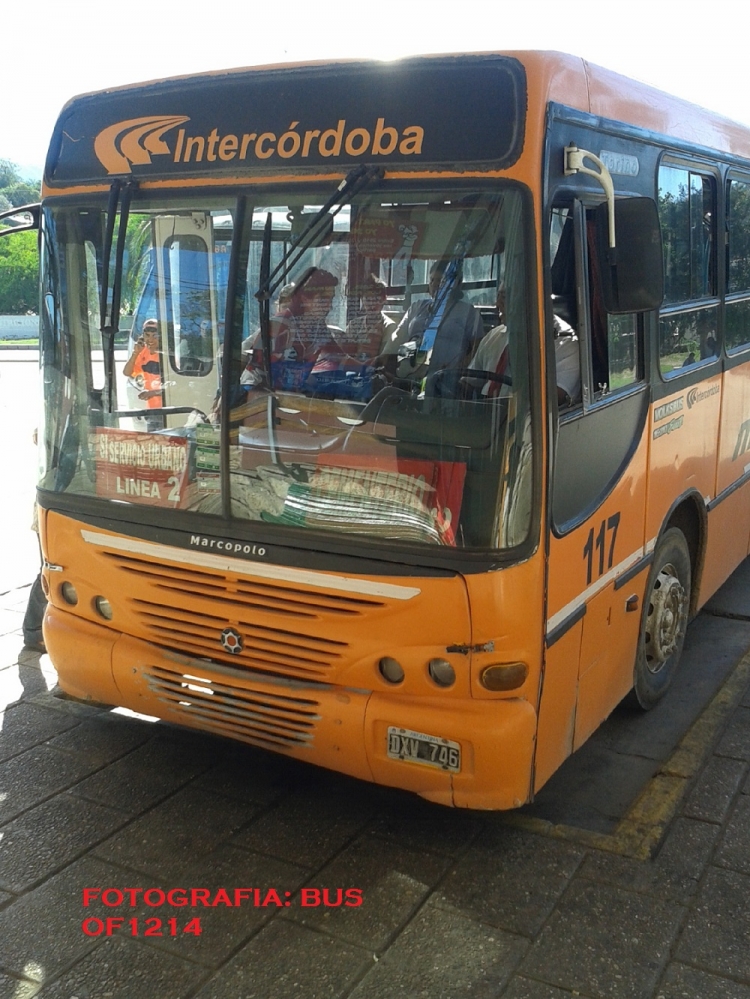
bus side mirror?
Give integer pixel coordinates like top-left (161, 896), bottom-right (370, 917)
top-left (595, 197), bottom-right (664, 314)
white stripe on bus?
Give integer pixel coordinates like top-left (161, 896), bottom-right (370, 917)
top-left (545, 537), bottom-right (657, 637)
top-left (80, 530), bottom-right (422, 601)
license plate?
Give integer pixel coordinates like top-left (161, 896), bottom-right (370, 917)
top-left (387, 727), bottom-right (461, 773)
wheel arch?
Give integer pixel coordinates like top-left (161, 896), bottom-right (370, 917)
top-left (661, 490), bottom-right (707, 618)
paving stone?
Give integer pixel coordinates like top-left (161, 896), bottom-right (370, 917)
top-left (682, 755), bottom-right (747, 823)
top-left (657, 961), bottom-right (750, 998)
top-left (287, 832), bottom-right (449, 952)
top-left (690, 850), bottom-right (750, 955)
top-left (0, 793), bottom-right (128, 893)
top-left (47, 713), bottom-right (153, 767)
top-left (0, 744), bottom-right (102, 824)
top-left (0, 855), bottom-right (137, 981)
top-left (0, 972), bottom-right (40, 998)
top-left (520, 879), bottom-right (685, 999)
top-left (518, 740), bottom-right (657, 834)
top-left (0, 608), bottom-right (24, 638)
top-left (230, 779), bottom-right (378, 870)
top-left (0, 702), bottom-right (78, 763)
top-left (193, 917), bottom-right (371, 999)
top-left (38, 936), bottom-right (205, 999)
top-left (0, 632), bottom-right (26, 670)
top-left (501, 979), bottom-right (585, 999)
top-left (190, 743), bottom-right (306, 806)
top-left (71, 734), bottom-right (217, 814)
top-left (124, 843), bottom-right (309, 968)
top-left (27, 692), bottom-right (105, 718)
top-left (716, 706), bottom-right (750, 760)
top-left (578, 817), bottom-right (719, 905)
top-left (713, 794), bottom-right (750, 875)
top-left (431, 826), bottom-right (584, 937)
top-left (365, 792), bottom-right (481, 857)
top-left (349, 902), bottom-right (527, 999)
top-left (92, 785), bottom-right (260, 880)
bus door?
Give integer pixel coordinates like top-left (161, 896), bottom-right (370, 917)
top-left (535, 197), bottom-right (651, 787)
top-left (152, 212), bottom-right (222, 421)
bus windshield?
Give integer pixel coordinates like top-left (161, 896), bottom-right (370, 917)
top-left (39, 184), bottom-right (533, 551)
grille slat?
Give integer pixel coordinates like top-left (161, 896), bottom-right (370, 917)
top-left (109, 552), bottom-right (385, 616)
top-left (145, 664), bottom-right (320, 750)
top-left (102, 550), bottom-right (390, 682)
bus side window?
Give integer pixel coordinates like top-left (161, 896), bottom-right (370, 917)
top-left (551, 201), bottom-right (644, 412)
top-left (726, 176), bottom-right (750, 353)
top-left (657, 164), bottom-right (719, 375)
top-left (585, 214), bottom-right (641, 397)
top-left (550, 206), bottom-right (582, 408)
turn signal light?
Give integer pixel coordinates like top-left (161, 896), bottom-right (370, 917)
top-left (480, 662), bottom-right (528, 691)
top-left (60, 581), bottom-right (78, 606)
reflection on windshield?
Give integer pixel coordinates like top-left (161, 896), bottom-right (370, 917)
top-left (40, 186), bottom-right (533, 551)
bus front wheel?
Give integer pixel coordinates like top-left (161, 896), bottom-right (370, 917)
top-left (633, 527), bottom-right (691, 710)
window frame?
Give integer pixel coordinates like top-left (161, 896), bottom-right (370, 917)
top-left (656, 155), bottom-right (721, 380)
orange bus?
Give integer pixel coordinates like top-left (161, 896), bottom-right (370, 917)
top-left (11, 51), bottom-right (750, 809)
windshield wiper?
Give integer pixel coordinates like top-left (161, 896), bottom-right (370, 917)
top-left (254, 163), bottom-right (383, 306)
top-left (100, 179), bottom-right (134, 413)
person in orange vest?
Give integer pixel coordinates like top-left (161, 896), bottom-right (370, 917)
top-left (124, 318), bottom-right (163, 430)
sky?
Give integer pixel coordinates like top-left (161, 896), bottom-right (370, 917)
top-left (3, 0), bottom-right (749, 178)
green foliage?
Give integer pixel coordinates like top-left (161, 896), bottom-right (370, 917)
top-left (0, 160), bottom-right (41, 315)
top-left (0, 230), bottom-right (38, 313)
top-left (0, 159), bottom-right (21, 189)
top-left (4, 182), bottom-right (40, 208)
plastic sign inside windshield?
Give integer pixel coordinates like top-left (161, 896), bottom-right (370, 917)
top-left (45, 57), bottom-right (526, 184)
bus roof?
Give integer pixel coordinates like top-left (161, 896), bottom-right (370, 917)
top-left (43, 51), bottom-right (750, 191)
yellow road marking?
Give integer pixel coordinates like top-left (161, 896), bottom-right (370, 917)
top-left (504, 650), bottom-right (750, 859)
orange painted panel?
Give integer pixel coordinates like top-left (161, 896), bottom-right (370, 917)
top-left (699, 488), bottom-right (750, 605)
top-left (646, 378), bottom-right (721, 546)
top-left (533, 618), bottom-right (582, 792)
top-left (574, 576), bottom-right (645, 750)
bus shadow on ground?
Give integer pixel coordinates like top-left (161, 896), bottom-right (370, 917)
top-left (516, 558), bottom-right (750, 837)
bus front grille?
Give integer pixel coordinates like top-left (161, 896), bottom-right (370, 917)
top-left (143, 663), bottom-right (321, 750)
top-left (104, 552), bottom-right (386, 619)
top-left (132, 598), bottom-right (345, 680)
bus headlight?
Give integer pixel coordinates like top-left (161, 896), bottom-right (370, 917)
top-left (94, 596), bottom-right (113, 621)
top-left (428, 658), bottom-right (456, 687)
top-left (480, 662), bottom-right (528, 691)
top-left (379, 657), bottom-right (405, 684)
top-left (60, 581), bottom-right (78, 606)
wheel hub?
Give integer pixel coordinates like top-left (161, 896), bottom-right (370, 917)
top-left (644, 563), bottom-right (687, 672)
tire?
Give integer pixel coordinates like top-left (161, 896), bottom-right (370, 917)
top-left (632, 527), bottom-right (691, 710)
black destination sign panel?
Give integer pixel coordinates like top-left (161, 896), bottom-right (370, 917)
top-left (45, 55), bottom-right (526, 185)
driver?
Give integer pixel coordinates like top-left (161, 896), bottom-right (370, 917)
top-left (380, 260), bottom-right (483, 382)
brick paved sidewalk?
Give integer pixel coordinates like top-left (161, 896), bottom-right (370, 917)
top-left (1, 575), bottom-right (749, 999)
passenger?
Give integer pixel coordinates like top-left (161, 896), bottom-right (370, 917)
top-left (241, 282), bottom-right (299, 386)
top-left (338, 274), bottom-right (396, 365)
top-left (466, 283), bottom-right (511, 397)
top-left (380, 260), bottom-right (483, 381)
top-left (259, 268), bottom-right (345, 390)
top-left (123, 318), bottom-right (164, 430)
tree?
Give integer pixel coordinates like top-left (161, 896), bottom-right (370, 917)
top-left (0, 159), bottom-right (21, 189)
top-left (0, 231), bottom-right (38, 313)
top-left (4, 181), bottom-right (40, 207)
